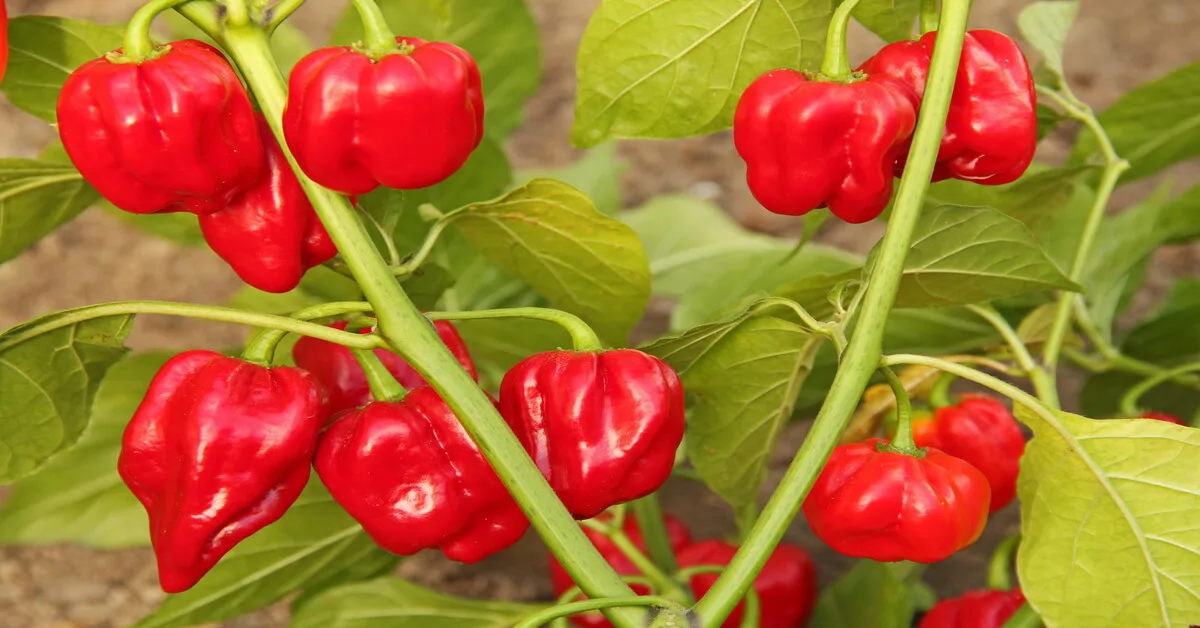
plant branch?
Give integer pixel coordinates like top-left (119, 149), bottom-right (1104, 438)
top-left (630, 496), bottom-right (681, 578)
top-left (1000, 603), bottom-right (1043, 628)
top-left (1119, 362), bottom-right (1200, 416)
top-left (515, 597), bottom-right (683, 628)
top-left (266, 0), bottom-right (307, 32)
top-left (987, 534), bottom-right (1020, 591)
top-left (393, 219), bottom-right (450, 278)
top-left (426, 308), bottom-right (604, 352)
top-left (965, 304), bottom-right (1057, 403)
top-left (122, 0), bottom-right (196, 59)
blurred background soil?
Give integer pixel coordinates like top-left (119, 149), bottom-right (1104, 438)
top-left (1, 0), bottom-right (1198, 626)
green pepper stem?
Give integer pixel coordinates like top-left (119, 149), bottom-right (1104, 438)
top-left (393, 219), bottom-right (449, 277)
top-left (606, 528), bottom-right (688, 599)
top-left (218, 25), bottom-right (642, 628)
top-left (425, 308), bottom-right (605, 352)
top-left (963, 303), bottom-right (1058, 404)
top-left (121, 0), bottom-right (195, 61)
top-left (881, 366), bottom-right (917, 450)
top-left (987, 534), bottom-right (1020, 591)
top-left (920, 0), bottom-right (939, 34)
top-left (514, 597), bottom-right (683, 628)
top-left (349, 0), bottom-right (400, 57)
top-left (352, 348), bottom-right (407, 402)
top-left (820, 0), bottom-right (865, 80)
top-left (224, 0), bottom-right (252, 28)
top-left (691, 1), bottom-right (972, 624)
top-left (928, 371), bottom-right (955, 408)
top-left (266, 0), bottom-right (307, 33)
top-left (1000, 603), bottom-right (1043, 628)
top-left (630, 496), bottom-right (681, 577)
top-left (174, 1), bottom-right (228, 42)
top-left (240, 301), bottom-right (376, 364)
top-left (1118, 362), bottom-right (1200, 417)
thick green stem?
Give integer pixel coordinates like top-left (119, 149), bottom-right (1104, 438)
top-left (631, 496), bottom-right (681, 577)
top-left (218, 26), bottom-right (640, 627)
top-left (224, 0), bottom-right (252, 27)
top-left (988, 535), bottom-right (1020, 591)
top-left (691, 3), bottom-right (973, 625)
top-left (121, 0), bottom-right (194, 60)
top-left (266, 0), bottom-right (307, 32)
top-left (426, 308), bottom-right (604, 352)
top-left (353, 348), bottom-right (406, 402)
top-left (1119, 363), bottom-right (1200, 416)
top-left (821, 0), bottom-right (865, 80)
top-left (174, 1), bottom-right (225, 41)
top-left (349, 0), bottom-right (400, 56)
top-left (881, 367), bottom-right (917, 450)
top-left (920, 0), bottom-right (939, 34)
top-left (1000, 603), bottom-right (1043, 628)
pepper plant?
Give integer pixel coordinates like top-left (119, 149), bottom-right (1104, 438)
top-left (0, 0), bottom-right (1198, 626)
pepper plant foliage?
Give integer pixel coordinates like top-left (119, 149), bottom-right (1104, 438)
top-left (0, 0), bottom-right (1198, 627)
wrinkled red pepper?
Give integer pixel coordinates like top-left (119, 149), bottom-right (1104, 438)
top-left (915, 395), bottom-right (1026, 513)
top-left (0, 2), bottom-right (8, 85)
top-left (284, 37), bottom-right (484, 194)
top-left (858, 30), bottom-right (1036, 184)
top-left (803, 438), bottom-right (990, 563)
top-left (118, 351), bottom-right (327, 592)
top-left (57, 40), bottom-right (264, 215)
top-left (293, 319), bottom-right (478, 413)
top-left (314, 388), bottom-right (528, 562)
top-left (198, 115), bottom-right (336, 293)
top-left (734, 69), bottom-right (919, 223)
top-left (679, 540), bottom-right (818, 628)
top-left (919, 589), bottom-right (1027, 627)
top-left (499, 349), bottom-right (685, 519)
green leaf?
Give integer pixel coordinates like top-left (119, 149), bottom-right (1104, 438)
top-left (330, 0), bottom-right (542, 139)
top-left (1015, 407), bottom-right (1200, 628)
top-left (134, 482), bottom-right (391, 628)
top-left (455, 317), bottom-right (571, 389)
top-left (1159, 184), bottom-right (1200, 245)
top-left (514, 144), bottom-right (629, 216)
top-left (0, 16), bottom-right (125, 121)
top-left (1072, 61), bottom-right (1200, 182)
top-left (1122, 279), bottom-right (1200, 363)
top-left (888, 204), bottom-right (1080, 308)
top-left (1082, 189), bottom-right (1169, 340)
top-left (0, 158), bottom-right (101, 264)
top-left (291, 577), bottom-right (544, 628)
top-left (848, 0), bottom-right (919, 43)
top-left (0, 310), bottom-right (133, 483)
top-left (810, 560), bottom-right (915, 628)
top-left (0, 352), bottom-right (171, 547)
top-left (1080, 372), bottom-right (1199, 423)
top-left (228, 266), bottom-right (364, 316)
top-left (1036, 102), bottom-right (1065, 141)
top-left (446, 179), bottom-right (651, 346)
top-left (571, 0), bottom-right (832, 147)
top-left (667, 316), bottom-right (821, 508)
top-left (100, 201), bottom-right (207, 247)
top-left (1017, 1), bottom-right (1079, 82)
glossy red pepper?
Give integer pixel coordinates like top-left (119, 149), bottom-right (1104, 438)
top-left (733, 69), bottom-right (919, 223)
top-left (283, 37), bottom-right (484, 194)
top-left (548, 514), bottom-right (693, 628)
top-left (118, 351), bottom-right (327, 592)
top-left (293, 319), bottom-right (478, 414)
top-left (499, 349), bottom-right (685, 519)
top-left (0, 2), bottom-right (8, 85)
top-left (57, 40), bottom-right (263, 215)
top-left (1142, 412), bottom-right (1187, 426)
top-left (803, 438), bottom-right (990, 563)
top-left (198, 115), bottom-right (336, 293)
top-left (858, 30), bottom-right (1036, 184)
top-left (679, 540), bottom-right (819, 628)
top-left (314, 387), bottom-right (528, 562)
top-left (915, 395), bottom-right (1026, 513)
top-left (919, 589), bottom-right (1027, 627)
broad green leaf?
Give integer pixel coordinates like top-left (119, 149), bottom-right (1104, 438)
top-left (455, 318), bottom-right (571, 389)
top-left (515, 144), bottom-right (629, 216)
top-left (291, 577), bottom-right (543, 628)
top-left (101, 201), bottom-right (207, 247)
top-left (291, 552), bottom-right (402, 613)
top-left (1123, 279), bottom-right (1200, 363)
top-left (1082, 189), bottom-right (1169, 340)
top-left (1080, 372), bottom-right (1199, 424)
top-left (771, 269), bottom-right (862, 320)
top-left (888, 204), bottom-right (1080, 308)
top-left (1037, 102), bottom-right (1066, 141)
top-left (0, 352), bottom-right (170, 547)
top-left (848, 0), bottom-right (919, 43)
top-left (1159, 185), bottom-right (1200, 245)
top-left (0, 158), bottom-right (100, 263)
top-left (0, 309), bottom-right (133, 483)
top-left (446, 179), bottom-right (651, 346)
top-left (1017, 1), bottom-right (1079, 82)
top-left (680, 317), bottom-right (821, 508)
top-left (1015, 407), bottom-right (1200, 628)
top-left (228, 266), bottom-right (364, 315)
top-left (1072, 62), bottom-right (1200, 182)
top-left (330, 0), bottom-right (542, 138)
top-left (571, 0), bottom-right (832, 146)
top-left (1015, 303), bottom-right (1074, 350)
top-left (641, 304), bottom-right (760, 377)
top-left (810, 560), bottom-right (914, 628)
top-left (1, 16), bottom-right (124, 121)
top-left (134, 482), bottom-right (391, 628)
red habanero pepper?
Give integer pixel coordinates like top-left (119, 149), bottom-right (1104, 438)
top-left (1141, 412), bottom-right (1187, 426)
top-left (198, 115), bottom-right (336, 294)
top-left (858, 30), bottom-right (1037, 185)
top-left (679, 540), bottom-right (819, 628)
top-left (293, 319), bottom-right (478, 414)
top-left (57, 40), bottom-right (264, 215)
top-left (548, 514), bottom-right (693, 628)
top-left (915, 395), bottom-right (1026, 513)
top-left (118, 351), bottom-right (327, 593)
top-left (314, 387), bottom-right (528, 562)
top-left (803, 439), bottom-right (990, 563)
top-left (919, 589), bottom-right (1028, 628)
top-left (499, 350), bottom-right (685, 519)
top-left (283, 37), bottom-right (484, 195)
top-left (1, 2), bottom-right (8, 85)
top-left (733, 69), bottom-right (919, 223)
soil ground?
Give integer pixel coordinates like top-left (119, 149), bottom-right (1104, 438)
top-left (1, 0), bottom-right (1198, 626)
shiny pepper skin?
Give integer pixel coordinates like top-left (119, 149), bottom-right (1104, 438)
top-left (1142, 412), bottom-right (1187, 426)
top-left (118, 351), bottom-right (327, 592)
top-left (803, 439), bottom-right (990, 563)
top-left (0, 2), bottom-right (8, 85)
top-left (916, 396), bottom-right (1026, 513)
top-left (314, 388), bottom-right (528, 562)
top-left (283, 37), bottom-right (484, 194)
top-left (859, 30), bottom-right (1037, 184)
top-left (548, 514), bottom-right (693, 628)
top-left (679, 540), bottom-right (819, 628)
top-left (499, 350), bottom-right (686, 519)
top-left (919, 589), bottom-right (1027, 627)
top-left (58, 40), bottom-right (264, 215)
top-left (293, 319), bottom-right (478, 414)
top-left (198, 115), bottom-right (337, 293)
top-left (734, 69), bottom-right (919, 223)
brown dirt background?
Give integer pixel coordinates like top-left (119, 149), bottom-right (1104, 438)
top-left (1, 0), bottom-right (1198, 626)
